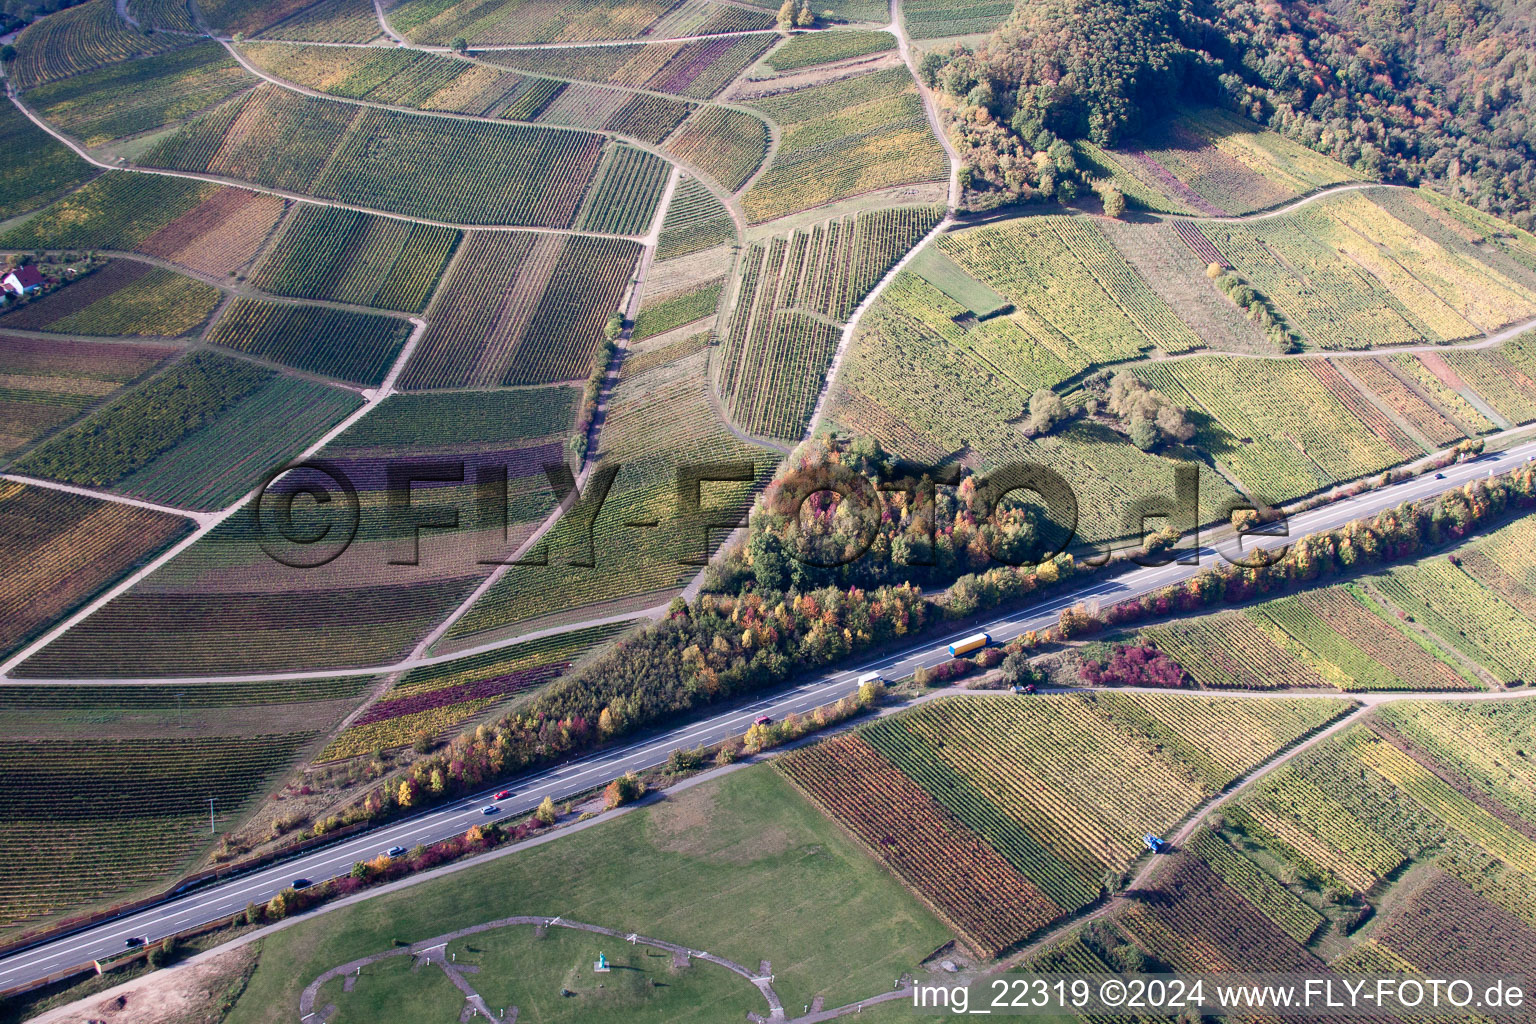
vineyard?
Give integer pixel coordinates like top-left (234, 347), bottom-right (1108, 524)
top-left (142, 85), bottom-right (608, 227)
top-left (742, 67), bottom-right (946, 223)
top-left (485, 35), bottom-right (773, 99)
top-left (664, 106), bottom-right (770, 193)
top-left (0, 98), bottom-right (98, 221)
top-left (0, 732), bottom-right (317, 929)
top-left (1141, 612), bottom-right (1333, 690)
top-left (115, 377), bottom-right (362, 511)
top-left (1374, 558), bottom-right (1536, 687)
top-left (0, 333), bottom-right (170, 459)
top-left (717, 207), bottom-right (941, 440)
top-left (196, 0), bottom-right (320, 35)
top-left (249, 206), bottom-right (460, 312)
top-left (125, 0), bottom-right (201, 34)
top-left (1098, 220), bottom-right (1267, 353)
top-left (8, 0), bottom-right (183, 90)
top-left (325, 387), bottom-right (579, 455)
top-left (765, 29), bottom-right (895, 71)
top-left (390, 0), bottom-right (677, 45)
top-left (573, 145), bottom-right (670, 236)
top-left (2, 261), bottom-right (220, 338)
top-left (901, 0), bottom-right (1015, 36)
top-left (445, 345), bottom-right (771, 639)
top-left (25, 41), bottom-right (252, 147)
top-left (136, 187), bottom-right (289, 279)
top-left (319, 622), bottom-right (628, 760)
top-left (1121, 107), bottom-right (1358, 216)
top-left (405, 232), bottom-right (638, 389)
top-left (633, 281), bottom-right (721, 341)
top-left (939, 216), bottom-right (1205, 362)
top-left (778, 694), bottom-right (1350, 954)
top-left (13, 352), bottom-right (271, 487)
top-left (253, 0), bottom-right (383, 42)
top-left (1442, 340), bottom-right (1536, 425)
top-left (207, 299), bottom-right (414, 386)
top-left (0, 172), bottom-right (233, 252)
top-left (1337, 357), bottom-right (1469, 447)
top-left (1136, 358), bottom-right (1405, 501)
top-left (654, 175), bottom-right (735, 259)
top-left (0, 482), bottom-right (188, 660)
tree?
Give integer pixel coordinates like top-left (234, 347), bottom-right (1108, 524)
top-left (0, 44), bottom-right (16, 64)
top-left (604, 311), bottom-right (624, 340)
top-left (147, 937), bottom-right (175, 969)
top-left (776, 0), bottom-right (796, 30)
top-left (1025, 388), bottom-right (1067, 435)
top-left (450, 36), bottom-right (468, 53)
top-left (412, 730), bottom-right (435, 754)
top-left (917, 52), bottom-right (945, 87)
top-left (999, 648), bottom-right (1044, 688)
top-left (795, 0), bottom-right (814, 26)
top-left (666, 746), bottom-right (704, 773)
top-left (535, 795), bottom-right (557, 825)
top-left (1099, 182), bottom-right (1126, 218)
top-left (604, 772), bottom-right (644, 809)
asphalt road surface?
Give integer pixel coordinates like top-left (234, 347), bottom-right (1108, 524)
top-left (1, 441), bottom-right (1531, 991)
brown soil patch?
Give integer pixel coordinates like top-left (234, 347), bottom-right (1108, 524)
top-left (29, 944), bottom-right (257, 1024)
top-left (647, 784), bottom-right (797, 864)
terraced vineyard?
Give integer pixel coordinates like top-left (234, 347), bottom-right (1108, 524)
top-left (207, 299), bottom-right (414, 386)
top-left (388, 0), bottom-right (771, 46)
top-left (404, 232), bottom-right (640, 389)
top-left (718, 207), bottom-right (941, 440)
top-left (0, 483), bottom-right (189, 660)
top-left (779, 694), bottom-right (1351, 954)
top-left (742, 67), bottom-right (946, 222)
top-left (142, 85), bottom-right (607, 227)
top-left (2, 261), bottom-right (221, 338)
top-left (0, 333), bottom-right (172, 459)
top-left (319, 622), bottom-right (628, 761)
top-left (9, 0), bottom-right (184, 90)
top-left (249, 206), bottom-right (460, 312)
top-left (765, 30), bottom-right (895, 71)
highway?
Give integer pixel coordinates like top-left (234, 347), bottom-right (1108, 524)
top-left (1, 439), bottom-right (1533, 992)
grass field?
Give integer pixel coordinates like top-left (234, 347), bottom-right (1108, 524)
top-left (223, 765), bottom-right (949, 1022)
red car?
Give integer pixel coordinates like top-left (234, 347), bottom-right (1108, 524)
top-left (754, 715), bottom-right (773, 726)
top-left (493, 790), bottom-right (511, 800)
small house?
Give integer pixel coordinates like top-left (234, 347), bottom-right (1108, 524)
top-left (2, 265), bottom-right (44, 297)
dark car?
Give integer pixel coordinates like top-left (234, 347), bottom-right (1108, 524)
top-left (386, 846), bottom-right (406, 858)
top-left (1435, 472), bottom-right (1446, 479)
top-left (124, 936), bottom-right (145, 949)
top-left (292, 878), bottom-right (312, 890)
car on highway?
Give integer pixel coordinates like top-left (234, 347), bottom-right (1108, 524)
top-left (494, 789), bottom-right (512, 800)
top-left (292, 878), bottom-right (311, 889)
top-left (123, 936), bottom-right (144, 949)
top-left (753, 715), bottom-right (773, 726)
top-left (386, 846), bottom-right (406, 858)
top-left (1436, 472), bottom-right (1446, 479)
top-left (481, 804), bottom-right (499, 815)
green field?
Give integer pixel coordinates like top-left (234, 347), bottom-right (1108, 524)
top-left (224, 765), bottom-right (950, 1023)
top-left (766, 29), bottom-right (895, 71)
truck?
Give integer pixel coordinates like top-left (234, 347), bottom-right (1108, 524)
top-left (1144, 834), bottom-right (1167, 854)
top-left (947, 632), bottom-right (990, 657)
top-left (857, 671), bottom-right (884, 686)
